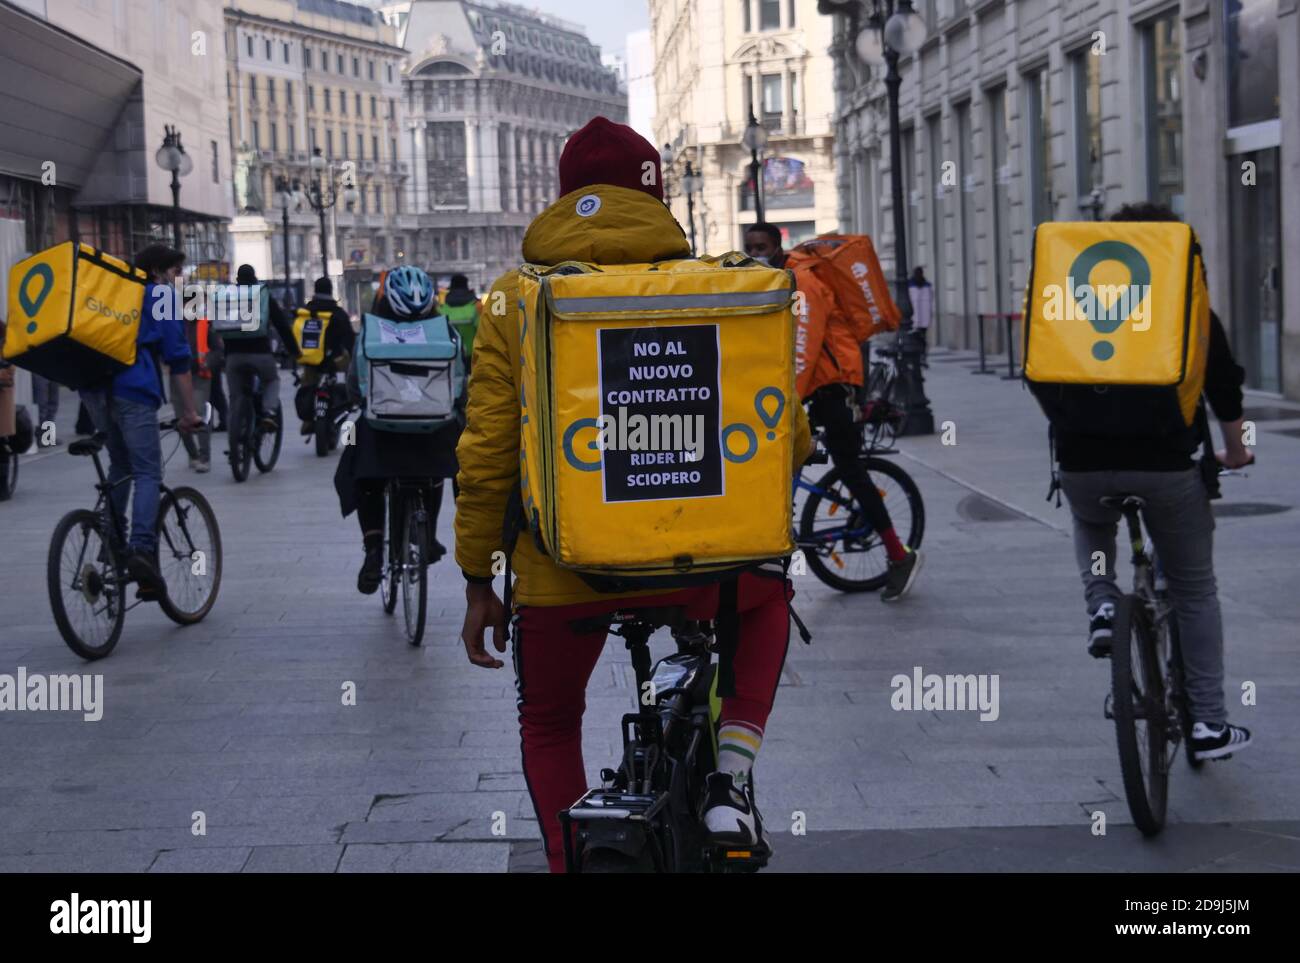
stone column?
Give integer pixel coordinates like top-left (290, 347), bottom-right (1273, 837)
top-left (481, 120), bottom-right (501, 213)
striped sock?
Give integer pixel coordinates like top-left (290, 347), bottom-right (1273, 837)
top-left (717, 720), bottom-right (764, 786)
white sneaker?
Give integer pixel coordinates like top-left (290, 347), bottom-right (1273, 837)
top-left (1190, 721), bottom-right (1253, 761)
top-left (701, 772), bottom-right (762, 846)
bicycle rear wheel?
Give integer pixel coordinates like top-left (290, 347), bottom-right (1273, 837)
top-left (381, 486), bottom-right (399, 615)
top-left (400, 494), bottom-right (428, 646)
top-left (254, 410), bottom-right (282, 473)
top-left (48, 509), bottom-right (125, 660)
top-left (798, 457), bottom-right (924, 592)
top-left (229, 404), bottom-right (253, 482)
top-left (1110, 595), bottom-right (1169, 835)
top-left (155, 487), bottom-right (223, 625)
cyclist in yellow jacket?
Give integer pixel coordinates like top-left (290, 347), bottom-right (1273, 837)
top-left (454, 117), bottom-right (813, 872)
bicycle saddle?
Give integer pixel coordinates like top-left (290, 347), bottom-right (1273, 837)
top-left (68, 436), bottom-right (105, 457)
top-left (1099, 494), bottom-right (1146, 510)
top-left (569, 605), bottom-right (687, 634)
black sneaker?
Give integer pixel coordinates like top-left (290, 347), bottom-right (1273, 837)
top-left (357, 545), bottom-right (384, 595)
top-left (881, 549), bottom-right (922, 602)
top-left (1190, 722), bottom-right (1253, 762)
top-left (1088, 602), bottom-right (1116, 658)
top-left (701, 772), bottom-right (764, 847)
top-left (125, 549), bottom-right (164, 598)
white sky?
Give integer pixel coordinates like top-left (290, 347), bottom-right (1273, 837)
top-left (521, 0), bottom-right (649, 60)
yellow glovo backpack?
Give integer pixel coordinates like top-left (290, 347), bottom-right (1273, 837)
top-left (3, 242), bottom-right (147, 390)
top-left (1022, 221), bottom-right (1210, 437)
top-left (292, 307), bottom-right (333, 367)
top-left (516, 253), bottom-right (797, 592)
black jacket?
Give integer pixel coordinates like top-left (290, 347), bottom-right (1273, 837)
top-left (333, 295), bottom-right (461, 516)
top-left (218, 288), bottom-right (300, 357)
top-left (302, 296), bottom-right (356, 365)
top-left (1057, 312), bottom-right (1245, 472)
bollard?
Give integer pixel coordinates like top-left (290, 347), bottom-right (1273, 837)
top-left (972, 314), bottom-right (995, 375)
top-left (1001, 314), bottom-right (1019, 380)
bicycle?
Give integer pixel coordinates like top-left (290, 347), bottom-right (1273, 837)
top-left (559, 607), bottom-right (768, 874)
top-left (379, 477), bottom-right (441, 646)
top-left (1103, 471), bottom-right (1243, 835)
top-left (293, 368), bottom-right (347, 457)
top-left (47, 421), bottom-right (222, 660)
top-left (795, 430), bottom-right (925, 592)
top-left (227, 369), bottom-right (283, 482)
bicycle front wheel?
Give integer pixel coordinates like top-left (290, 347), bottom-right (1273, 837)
top-left (156, 487), bottom-right (223, 625)
top-left (1110, 595), bottom-right (1170, 835)
top-left (400, 496), bottom-right (428, 646)
top-left (254, 411), bottom-right (283, 473)
top-left (48, 509), bottom-right (125, 661)
top-left (798, 457), bottom-right (925, 592)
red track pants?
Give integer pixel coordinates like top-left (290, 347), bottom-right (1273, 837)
top-left (511, 572), bottom-right (793, 873)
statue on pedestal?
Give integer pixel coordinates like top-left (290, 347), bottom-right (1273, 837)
top-left (234, 142), bottom-right (264, 214)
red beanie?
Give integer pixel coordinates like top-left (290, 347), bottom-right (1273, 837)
top-left (558, 116), bottom-right (663, 201)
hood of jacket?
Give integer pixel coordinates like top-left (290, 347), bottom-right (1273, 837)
top-left (444, 288), bottom-right (477, 308)
top-left (521, 185), bottom-right (690, 266)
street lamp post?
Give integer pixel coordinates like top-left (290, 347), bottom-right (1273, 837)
top-left (742, 112), bottom-right (768, 223)
top-left (154, 125), bottom-right (193, 251)
top-left (305, 148), bottom-right (359, 281)
top-left (683, 160), bottom-right (702, 256)
top-left (274, 175), bottom-right (301, 297)
top-left (845, 0), bottom-right (933, 436)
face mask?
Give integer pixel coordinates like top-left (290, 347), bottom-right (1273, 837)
top-left (750, 255), bottom-right (771, 266)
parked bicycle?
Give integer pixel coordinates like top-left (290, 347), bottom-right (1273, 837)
top-left (379, 477), bottom-right (441, 646)
top-left (1104, 470), bottom-right (1243, 836)
top-left (47, 421), bottom-right (222, 660)
top-left (795, 427), bottom-right (924, 592)
top-left (227, 369), bottom-right (283, 482)
top-left (559, 607), bottom-right (768, 874)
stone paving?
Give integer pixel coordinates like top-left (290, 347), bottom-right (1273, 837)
top-left (1, 352), bottom-right (1297, 872)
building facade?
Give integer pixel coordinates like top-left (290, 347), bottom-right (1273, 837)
top-left (2, 0), bottom-right (233, 270)
top-left (387, 0), bottom-right (627, 290)
top-left (651, 0), bottom-right (839, 256)
top-left (224, 0), bottom-right (406, 308)
top-left (827, 0), bottom-right (1298, 400)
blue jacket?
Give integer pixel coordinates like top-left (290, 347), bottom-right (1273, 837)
top-left (111, 282), bottom-right (192, 409)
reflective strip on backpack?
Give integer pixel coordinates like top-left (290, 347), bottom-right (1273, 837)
top-left (549, 288), bottom-right (790, 315)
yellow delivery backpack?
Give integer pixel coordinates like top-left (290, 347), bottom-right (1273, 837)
top-left (1022, 221), bottom-right (1210, 437)
top-left (293, 307), bottom-right (332, 366)
top-left (517, 253), bottom-right (797, 591)
top-left (3, 242), bottom-right (147, 389)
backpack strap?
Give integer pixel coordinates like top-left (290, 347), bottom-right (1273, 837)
top-left (500, 480), bottom-right (527, 631)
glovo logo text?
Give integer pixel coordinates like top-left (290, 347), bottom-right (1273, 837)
top-left (1040, 241), bottom-right (1152, 361)
top-left (84, 296), bottom-right (139, 327)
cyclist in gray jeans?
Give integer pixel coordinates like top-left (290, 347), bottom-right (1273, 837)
top-left (1056, 202), bottom-right (1254, 763)
top-left (220, 264), bottom-right (300, 437)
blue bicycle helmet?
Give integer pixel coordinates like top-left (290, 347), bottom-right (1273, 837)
top-left (383, 265), bottom-right (435, 318)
